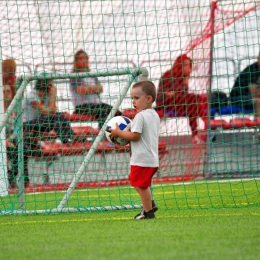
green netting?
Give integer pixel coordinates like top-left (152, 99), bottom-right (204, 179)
top-left (0, 1), bottom-right (260, 215)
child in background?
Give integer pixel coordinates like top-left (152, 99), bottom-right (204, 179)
top-left (110, 81), bottom-right (160, 219)
top-left (23, 75), bottom-right (77, 145)
top-left (2, 59), bottom-right (30, 188)
top-left (3, 84), bottom-right (30, 188)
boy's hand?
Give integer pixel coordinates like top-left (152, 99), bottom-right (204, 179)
top-left (109, 123), bottom-right (121, 139)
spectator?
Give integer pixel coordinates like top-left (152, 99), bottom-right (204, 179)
top-left (2, 59), bottom-right (30, 188)
top-left (69, 50), bottom-right (121, 128)
top-left (156, 54), bottom-right (208, 142)
top-left (4, 87), bottom-right (30, 188)
top-left (2, 58), bottom-right (17, 99)
top-left (3, 83), bottom-right (16, 142)
top-left (22, 74), bottom-right (77, 145)
top-left (230, 52), bottom-right (260, 112)
top-left (249, 75), bottom-right (260, 120)
top-left (210, 90), bottom-right (228, 116)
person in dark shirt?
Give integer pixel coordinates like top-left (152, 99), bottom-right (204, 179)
top-left (230, 53), bottom-right (260, 111)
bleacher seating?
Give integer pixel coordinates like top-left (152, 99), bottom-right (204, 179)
top-left (123, 108), bottom-right (259, 131)
top-left (210, 119), bottom-right (231, 130)
top-left (72, 126), bottom-right (99, 136)
top-left (210, 117), bottom-right (259, 130)
top-left (210, 105), bottom-right (253, 117)
top-left (39, 141), bottom-right (167, 157)
top-left (30, 107), bottom-right (259, 161)
top-left (122, 108), bottom-right (164, 119)
top-left (63, 112), bottom-right (96, 122)
top-left (39, 126), bottom-right (99, 140)
top-left (29, 109), bottom-right (167, 159)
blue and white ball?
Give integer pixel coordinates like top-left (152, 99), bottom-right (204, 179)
top-left (105, 116), bottom-right (132, 146)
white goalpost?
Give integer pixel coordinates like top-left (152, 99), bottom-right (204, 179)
top-left (0, 67), bottom-right (148, 215)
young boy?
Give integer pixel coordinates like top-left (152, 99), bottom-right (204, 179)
top-left (110, 80), bottom-right (160, 219)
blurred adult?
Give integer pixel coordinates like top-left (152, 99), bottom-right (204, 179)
top-left (230, 52), bottom-right (260, 112)
top-left (69, 50), bottom-right (122, 128)
top-left (156, 54), bottom-right (208, 142)
top-left (22, 75), bottom-right (77, 145)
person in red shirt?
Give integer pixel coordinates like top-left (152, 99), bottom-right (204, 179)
top-left (156, 54), bottom-right (208, 142)
top-left (2, 59), bottom-right (17, 99)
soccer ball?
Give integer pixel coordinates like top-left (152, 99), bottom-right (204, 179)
top-left (105, 116), bottom-right (132, 146)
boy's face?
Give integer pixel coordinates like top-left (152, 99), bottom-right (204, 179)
top-left (131, 86), bottom-right (152, 112)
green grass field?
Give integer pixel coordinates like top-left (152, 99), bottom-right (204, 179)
top-left (1, 179), bottom-right (260, 260)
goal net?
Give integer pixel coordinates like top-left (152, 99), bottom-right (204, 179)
top-left (0, 0), bottom-right (260, 214)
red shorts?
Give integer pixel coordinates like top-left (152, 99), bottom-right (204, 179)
top-left (129, 165), bottom-right (158, 188)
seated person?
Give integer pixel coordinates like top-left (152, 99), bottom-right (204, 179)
top-left (3, 84), bottom-right (30, 188)
top-left (23, 74), bottom-right (77, 145)
top-left (69, 50), bottom-right (121, 128)
top-left (2, 58), bottom-right (16, 99)
top-left (210, 91), bottom-right (228, 116)
top-left (2, 58), bottom-right (30, 188)
top-left (156, 54), bottom-right (208, 143)
top-left (249, 78), bottom-right (260, 119)
top-left (230, 52), bottom-right (260, 112)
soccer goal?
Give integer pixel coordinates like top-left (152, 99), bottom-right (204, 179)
top-left (1, 0), bottom-right (260, 215)
top-left (0, 68), bottom-right (151, 214)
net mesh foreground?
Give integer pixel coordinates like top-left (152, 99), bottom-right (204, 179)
top-left (0, 1), bottom-right (260, 214)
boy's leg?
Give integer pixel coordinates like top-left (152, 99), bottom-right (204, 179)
top-left (135, 185), bottom-right (158, 212)
top-left (150, 182), bottom-right (158, 212)
top-left (130, 166), bottom-right (157, 219)
top-left (134, 187), bottom-right (155, 219)
top-left (136, 187), bottom-right (152, 212)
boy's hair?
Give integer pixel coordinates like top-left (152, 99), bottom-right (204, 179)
top-left (132, 80), bottom-right (157, 102)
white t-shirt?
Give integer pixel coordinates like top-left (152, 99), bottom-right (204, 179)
top-left (69, 77), bottom-right (101, 106)
top-left (130, 109), bottom-right (160, 167)
top-left (22, 89), bottom-right (40, 123)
